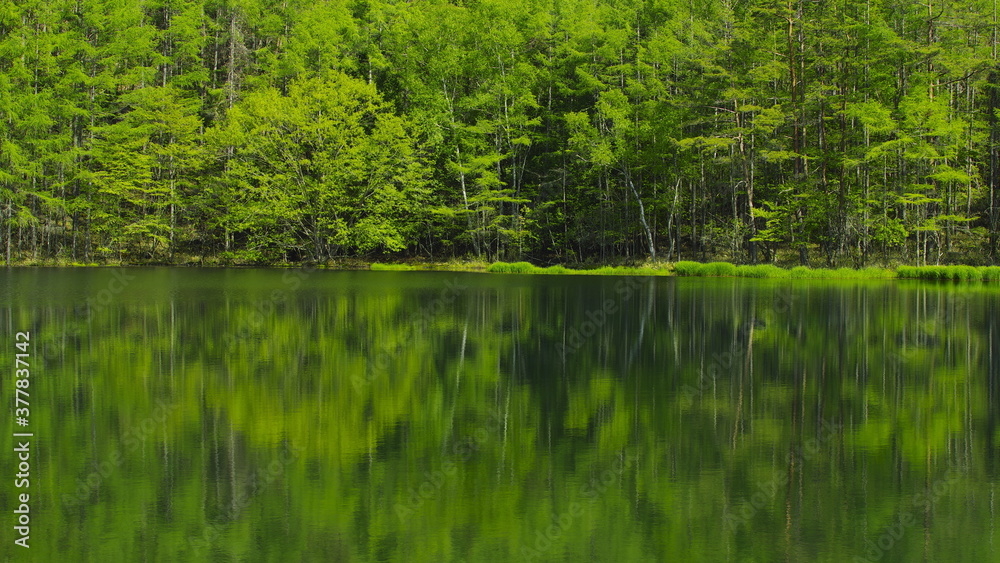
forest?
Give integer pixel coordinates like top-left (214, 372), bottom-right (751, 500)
top-left (2, 0), bottom-right (999, 266)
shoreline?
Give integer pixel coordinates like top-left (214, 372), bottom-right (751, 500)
top-left (6, 259), bottom-right (1000, 281)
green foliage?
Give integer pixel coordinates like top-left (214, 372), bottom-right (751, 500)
top-left (2, 0), bottom-right (1000, 266)
top-left (672, 262), bottom-right (705, 276)
top-left (486, 261), bottom-right (536, 273)
top-left (734, 264), bottom-right (791, 279)
top-left (671, 262), bottom-right (896, 279)
top-left (894, 265), bottom-right (1000, 282)
top-left (702, 262), bottom-right (738, 277)
top-left (487, 262), bottom-right (581, 275)
top-left (583, 265), bottom-right (666, 276)
top-left (485, 261), bottom-right (669, 275)
top-left (859, 267), bottom-right (896, 279)
top-left (212, 74), bottom-right (429, 261)
top-left (790, 266), bottom-right (820, 278)
top-left (673, 261), bottom-right (738, 277)
top-left (787, 266), bottom-right (895, 279)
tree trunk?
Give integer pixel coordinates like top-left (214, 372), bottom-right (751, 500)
top-left (989, 68), bottom-right (1000, 262)
top-left (624, 170), bottom-right (655, 261)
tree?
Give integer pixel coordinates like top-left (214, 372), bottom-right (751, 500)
top-left (211, 74), bottom-right (429, 262)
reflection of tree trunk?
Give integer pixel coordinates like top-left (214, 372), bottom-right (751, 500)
top-left (624, 279), bottom-right (655, 371)
top-left (89, 377), bottom-right (98, 500)
top-left (986, 301), bottom-right (1000, 475)
top-left (446, 320), bottom-right (469, 448)
top-left (202, 387), bottom-right (210, 524)
top-left (500, 386), bottom-right (510, 480)
top-left (230, 423), bottom-right (237, 517)
top-left (924, 442), bottom-right (932, 560)
top-left (733, 318), bottom-right (752, 448)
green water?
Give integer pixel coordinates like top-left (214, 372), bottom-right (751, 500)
top-left (1, 268), bottom-right (998, 562)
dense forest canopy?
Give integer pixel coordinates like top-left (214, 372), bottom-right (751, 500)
top-left (1, 0), bottom-right (999, 266)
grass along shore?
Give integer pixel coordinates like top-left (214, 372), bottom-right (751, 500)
top-left (9, 257), bottom-right (1000, 281)
top-left (371, 260), bottom-right (667, 275)
top-left (427, 260), bottom-right (1000, 281)
top-left (671, 261), bottom-right (896, 279)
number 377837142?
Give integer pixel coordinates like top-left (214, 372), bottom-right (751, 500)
top-left (15, 332), bottom-right (30, 425)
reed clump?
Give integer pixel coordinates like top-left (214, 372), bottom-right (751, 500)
top-left (895, 264), bottom-right (1000, 282)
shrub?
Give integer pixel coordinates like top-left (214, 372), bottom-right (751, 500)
top-left (672, 261), bottom-right (704, 276)
top-left (487, 261), bottom-right (536, 273)
top-left (895, 265), bottom-right (995, 282)
top-left (859, 267), bottom-right (895, 279)
top-left (370, 263), bottom-right (416, 271)
top-left (951, 265), bottom-right (979, 281)
top-left (702, 261), bottom-right (737, 277)
top-left (790, 266), bottom-right (816, 278)
top-left (733, 264), bottom-right (790, 278)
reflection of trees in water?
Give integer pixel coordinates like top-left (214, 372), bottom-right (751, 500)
top-left (14, 276), bottom-right (999, 561)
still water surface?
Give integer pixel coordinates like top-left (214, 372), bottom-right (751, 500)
top-left (1, 268), bottom-right (997, 562)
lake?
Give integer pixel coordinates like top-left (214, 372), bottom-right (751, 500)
top-left (1, 268), bottom-right (997, 562)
